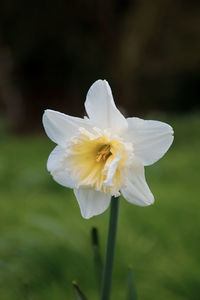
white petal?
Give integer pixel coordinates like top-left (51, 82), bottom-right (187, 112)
top-left (74, 187), bottom-right (111, 219)
top-left (85, 80), bottom-right (128, 135)
top-left (121, 158), bottom-right (154, 206)
top-left (103, 151), bottom-right (123, 187)
top-left (126, 117), bottom-right (174, 166)
top-left (47, 145), bottom-right (76, 189)
top-left (42, 109), bottom-right (92, 146)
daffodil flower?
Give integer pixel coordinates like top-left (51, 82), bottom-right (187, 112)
top-left (43, 80), bottom-right (174, 219)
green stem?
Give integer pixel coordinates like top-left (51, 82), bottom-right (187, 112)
top-left (100, 196), bottom-right (120, 300)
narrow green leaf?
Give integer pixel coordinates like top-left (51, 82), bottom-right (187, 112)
top-left (23, 283), bottom-right (31, 300)
top-left (91, 226), bottom-right (103, 289)
top-left (72, 281), bottom-right (88, 300)
top-left (127, 267), bottom-right (137, 300)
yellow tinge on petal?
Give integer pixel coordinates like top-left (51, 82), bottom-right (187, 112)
top-left (66, 128), bottom-right (132, 196)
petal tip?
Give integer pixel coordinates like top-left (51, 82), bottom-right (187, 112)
top-left (42, 109), bottom-right (56, 123)
top-left (43, 108), bottom-right (51, 114)
top-left (81, 213), bottom-right (92, 219)
top-left (88, 79), bottom-right (110, 89)
top-left (147, 195), bottom-right (155, 206)
top-left (140, 195), bottom-right (155, 207)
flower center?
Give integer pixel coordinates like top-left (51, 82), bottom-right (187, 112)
top-left (66, 128), bottom-right (132, 196)
top-left (96, 144), bottom-right (111, 162)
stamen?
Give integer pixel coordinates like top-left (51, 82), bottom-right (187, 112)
top-left (96, 144), bottom-right (112, 162)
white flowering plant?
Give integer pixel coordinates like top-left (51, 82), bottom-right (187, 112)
top-left (43, 80), bottom-right (174, 299)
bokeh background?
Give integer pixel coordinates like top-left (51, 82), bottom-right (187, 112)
top-left (0, 1), bottom-right (200, 299)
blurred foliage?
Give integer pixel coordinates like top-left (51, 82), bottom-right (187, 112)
top-left (0, 0), bottom-right (199, 132)
top-left (0, 113), bottom-right (200, 299)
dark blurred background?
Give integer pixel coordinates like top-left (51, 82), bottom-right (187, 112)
top-left (0, 0), bottom-right (199, 133)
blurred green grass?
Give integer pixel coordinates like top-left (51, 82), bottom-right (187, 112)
top-left (0, 113), bottom-right (200, 300)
